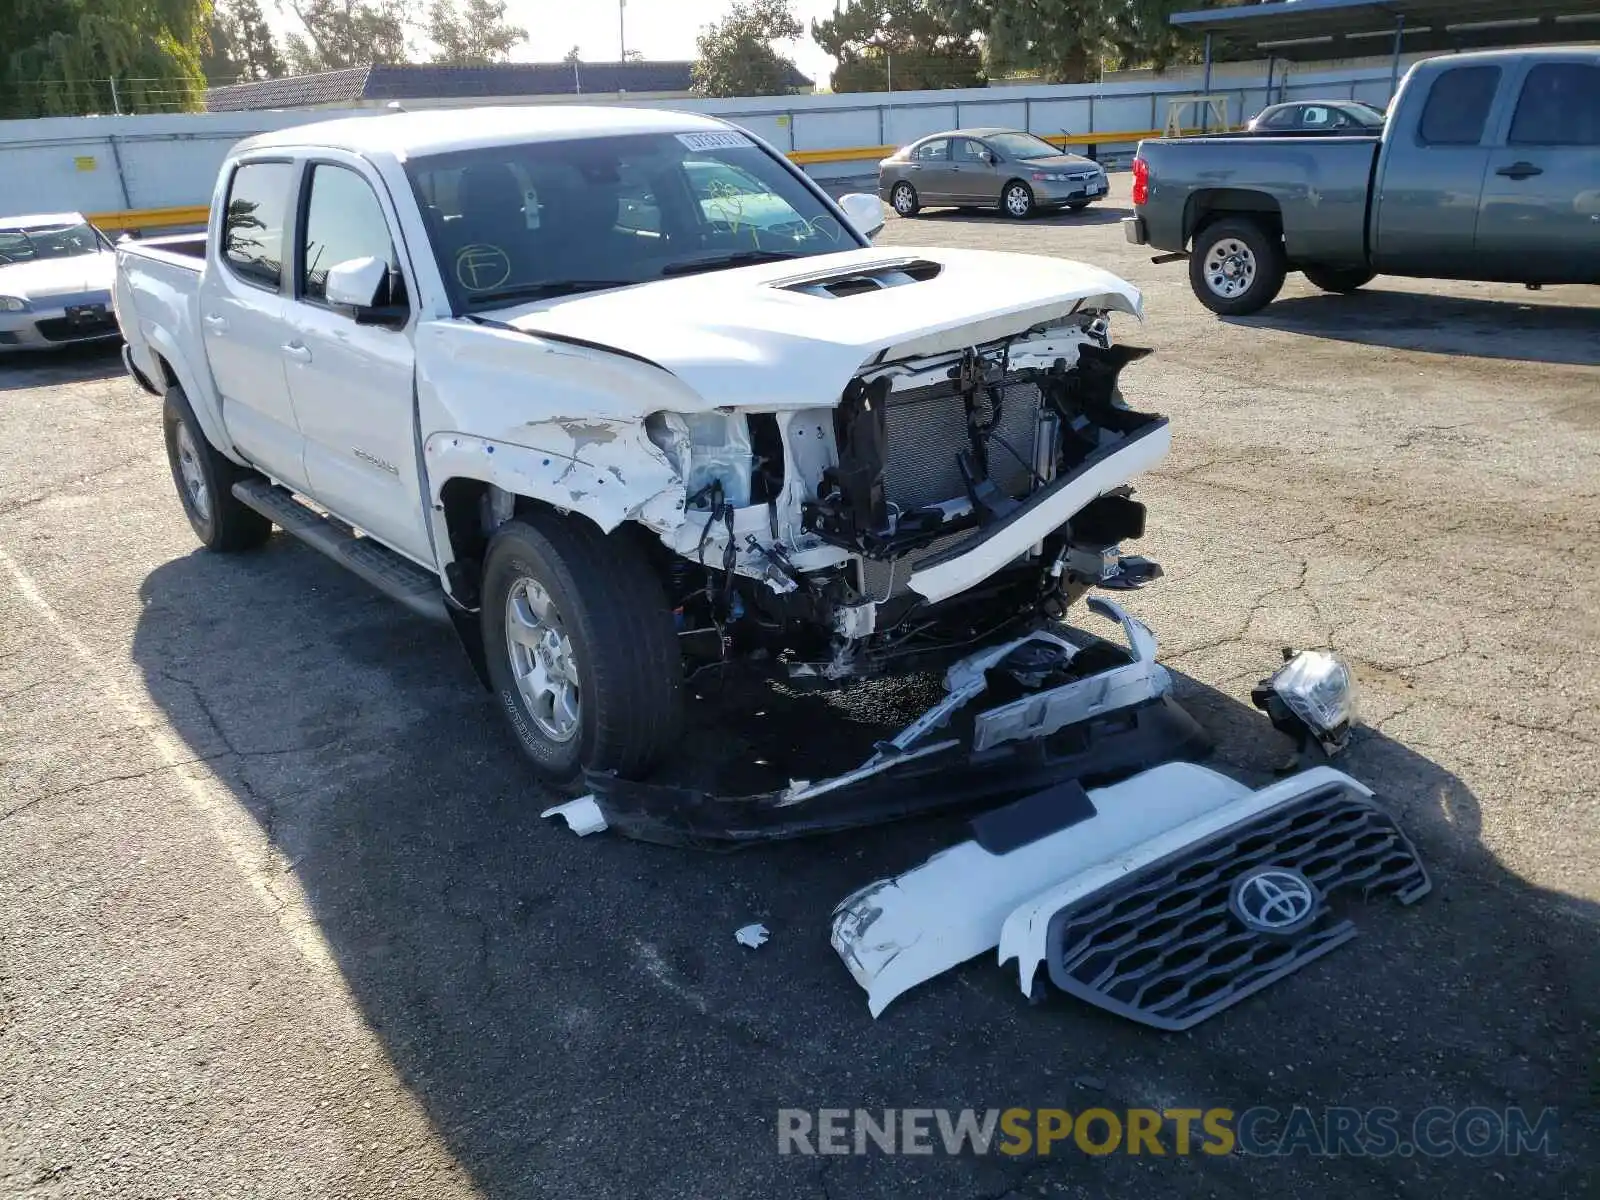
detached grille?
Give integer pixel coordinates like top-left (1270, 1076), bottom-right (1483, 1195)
top-left (1044, 786), bottom-right (1429, 1030)
top-left (883, 378), bottom-right (1043, 513)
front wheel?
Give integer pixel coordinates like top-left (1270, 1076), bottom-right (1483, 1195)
top-left (162, 387), bottom-right (272, 552)
top-left (889, 181), bottom-right (920, 217)
top-left (1188, 217), bottom-right (1287, 316)
top-left (1001, 181), bottom-right (1035, 219)
top-left (481, 513), bottom-right (683, 787)
top-left (1302, 263), bottom-right (1375, 294)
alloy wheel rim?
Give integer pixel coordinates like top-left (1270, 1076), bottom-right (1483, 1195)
top-left (504, 576), bottom-right (581, 743)
top-left (1204, 238), bottom-right (1257, 299)
top-left (893, 184), bottom-right (914, 214)
top-left (1006, 186), bottom-right (1030, 216)
top-left (175, 420), bottom-right (210, 522)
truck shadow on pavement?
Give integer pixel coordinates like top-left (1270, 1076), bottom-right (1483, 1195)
top-left (0, 341), bottom-right (124, 392)
top-left (130, 541), bottom-right (1597, 1200)
top-left (1229, 290), bottom-right (1600, 366)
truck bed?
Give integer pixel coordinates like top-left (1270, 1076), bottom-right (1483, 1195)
top-left (1136, 134), bottom-right (1380, 266)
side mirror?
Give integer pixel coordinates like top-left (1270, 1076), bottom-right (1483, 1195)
top-left (837, 192), bottom-right (886, 240)
top-left (325, 255), bottom-right (407, 327)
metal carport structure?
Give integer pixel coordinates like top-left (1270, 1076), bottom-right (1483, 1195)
top-left (1170, 0), bottom-right (1600, 111)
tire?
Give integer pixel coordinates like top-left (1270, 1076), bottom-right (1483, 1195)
top-left (162, 386), bottom-right (272, 552)
top-left (481, 513), bottom-right (683, 787)
top-left (1066, 200), bottom-right (1092, 212)
top-left (1001, 180), bottom-right (1035, 219)
top-left (1302, 263), bottom-right (1375, 294)
top-left (889, 181), bottom-right (920, 218)
top-left (1188, 216), bottom-right (1288, 316)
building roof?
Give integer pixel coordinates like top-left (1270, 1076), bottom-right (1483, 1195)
top-left (233, 104), bottom-right (730, 159)
top-left (206, 61), bottom-right (814, 112)
top-left (1170, 0), bottom-right (1600, 61)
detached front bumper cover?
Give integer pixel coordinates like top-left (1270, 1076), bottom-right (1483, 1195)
top-left (546, 597), bottom-right (1209, 847)
top-left (830, 761), bottom-right (1430, 1025)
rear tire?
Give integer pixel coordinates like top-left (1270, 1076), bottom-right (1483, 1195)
top-left (889, 181), bottom-right (920, 218)
top-left (162, 386), bottom-right (272, 552)
top-left (1001, 180), bottom-right (1035, 219)
top-left (481, 513), bottom-right (683, 787)
top-left (1302, 263), bottom-right (1375, 294)
top-left (1188, 217), bottom-right (1287, 316)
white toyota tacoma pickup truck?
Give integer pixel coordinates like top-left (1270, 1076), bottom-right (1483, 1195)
top-left (118, 106), bottom-right (1424, 1028)
top-left (114, 106), bottom-right (1170, 790)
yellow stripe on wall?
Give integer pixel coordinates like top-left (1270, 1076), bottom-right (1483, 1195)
top-left (89, 126), bottom-right (1238, 231)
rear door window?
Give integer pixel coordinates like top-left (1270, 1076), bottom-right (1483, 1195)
top-left (1418, 66), bottom-right (1502, 145)
top-left (222, 161), bottom-right (293, 289)
top-left (914, 139), bottom-right (951, 162)
top-left (1508, 63), bottom-right (1600, 146)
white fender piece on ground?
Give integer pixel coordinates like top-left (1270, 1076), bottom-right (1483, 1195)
top-left (831, 763), bottom-right (1430, 1026)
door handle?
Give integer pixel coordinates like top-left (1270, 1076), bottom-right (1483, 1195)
top-left (1496, 161), bottom-right (1543, 180)
top-left (202, 314), bottom-right (228, 333)
top-left (281, 342), bottom-right (312, 363)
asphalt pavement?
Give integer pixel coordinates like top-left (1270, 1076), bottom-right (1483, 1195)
top-left (2, 174), bottom-right (1597, 1199)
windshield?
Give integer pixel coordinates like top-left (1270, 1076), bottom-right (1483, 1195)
top-left (406, 131), bottom-right (862, 311)
top-left (983, 132), bottom-right (1063, 161)
top-left (0, 221), bottom-right (106, 265)
top-left (1347, 102), bottom-right (1387, 125)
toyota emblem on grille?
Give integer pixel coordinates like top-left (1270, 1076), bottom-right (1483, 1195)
top-left (1230, 867), bottom-right (1319, 934)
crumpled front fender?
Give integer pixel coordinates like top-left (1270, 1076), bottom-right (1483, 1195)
top-left (424, 422), bottom-right (685, 536)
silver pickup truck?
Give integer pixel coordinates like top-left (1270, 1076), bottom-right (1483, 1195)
top-left (1124, 47), bottom-right (1600, 314)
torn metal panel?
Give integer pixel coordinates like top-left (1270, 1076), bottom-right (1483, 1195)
top-left (830, 763), bottom-right (1249, 1017)
top-left (424, 427), bottom-right (682, 535)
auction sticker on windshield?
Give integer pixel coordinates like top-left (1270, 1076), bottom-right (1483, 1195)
top-left (677, 131), bottom-right (754, 151)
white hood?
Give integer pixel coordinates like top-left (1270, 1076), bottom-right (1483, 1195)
top-left (0, 251), bottom-right (115, 302)
top-left (484, 246), bottom-right (1142, 411)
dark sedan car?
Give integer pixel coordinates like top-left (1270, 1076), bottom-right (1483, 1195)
top-left (1245, 100), bottom-right (1386, 135)
top-left (878, 128), bottom-right (1108, 220)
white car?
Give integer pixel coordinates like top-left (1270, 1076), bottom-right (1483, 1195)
top-left (112, 106), bottom-right (1171, 794)
top-left (0, 212), bottom-right (120, 349)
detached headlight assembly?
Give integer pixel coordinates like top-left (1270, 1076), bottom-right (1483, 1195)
top-left (0, 296), bottom-right (27, 312)
top-left (1252, 648), bottom-right (1357, 756)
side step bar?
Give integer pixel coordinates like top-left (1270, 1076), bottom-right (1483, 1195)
top-left (232, 479), bottom-right (448, 624)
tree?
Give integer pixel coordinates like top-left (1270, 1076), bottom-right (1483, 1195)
top-left (691, 0), bottom-right (804, 98)
top-left (812, 0), bottom-right (982, 93)
top-left (931, 0), bottom-right (1199, 83)
top-left (563, 45), bottom-right (582, 64)
top-left (2, 0), bottom-right (209, 117)
top-left (426, 0), bottom-right (526, 65)
top-left (204, 0), bottom-right (285, 85)
top-left (282, 0), bottom-right (410, 74)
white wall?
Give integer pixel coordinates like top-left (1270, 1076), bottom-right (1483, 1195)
top-left (0, 59), bottom-right (1417, 215)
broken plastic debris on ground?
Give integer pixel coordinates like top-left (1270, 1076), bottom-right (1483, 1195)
top-left (543, 599), bottom-right (1420, 1029)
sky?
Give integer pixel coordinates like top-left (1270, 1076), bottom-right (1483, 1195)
top-left (268, 1), bottom-right (847, 89)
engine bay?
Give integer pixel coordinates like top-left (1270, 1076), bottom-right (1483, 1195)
top-left (643, 312), bottom-right (1169, 685)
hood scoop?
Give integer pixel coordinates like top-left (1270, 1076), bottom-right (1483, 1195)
top-left (776, 257), bottom-right (942, 299)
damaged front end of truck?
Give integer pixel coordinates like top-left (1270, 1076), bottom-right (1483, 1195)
top-left (523, 293), bottom-right (1201, 843)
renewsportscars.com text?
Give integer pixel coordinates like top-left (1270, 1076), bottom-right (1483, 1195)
top-left (777, 1106), bottom-right (1560, 1158)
